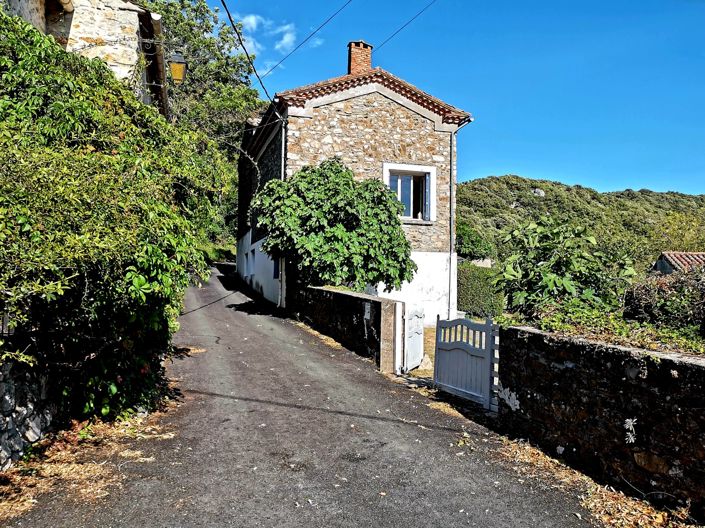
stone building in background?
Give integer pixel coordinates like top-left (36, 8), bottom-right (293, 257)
top-left (6, 0), bottom-right (168, 114)
top-left (237, 41), bottom-right (472, 324)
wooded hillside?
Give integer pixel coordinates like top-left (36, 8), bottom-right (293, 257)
top-left (457, 175), bottom-right (705, 271)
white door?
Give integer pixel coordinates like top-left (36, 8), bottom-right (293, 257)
top-left (403, 305), bottom-right (425, 372)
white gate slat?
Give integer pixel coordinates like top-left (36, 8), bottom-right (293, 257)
top-left (433, 316), bottom-right (498, 410)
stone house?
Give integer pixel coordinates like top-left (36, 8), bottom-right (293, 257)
top-left (6, 0), bottom-right (168, 114)
top-left (237, 41), bottom-right (472, 323)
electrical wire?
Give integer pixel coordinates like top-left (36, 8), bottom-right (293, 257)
top-left (219, 0), bottom-right (280, 115)
top-left (375, 0), bottom-right (439, 52)
top-left (262, 0), bottom-right (354, 78)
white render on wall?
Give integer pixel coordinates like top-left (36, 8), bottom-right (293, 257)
top-left (379, 251), bottom-right (457, 325)
top-left (236, 230), bottom-right (281, 306)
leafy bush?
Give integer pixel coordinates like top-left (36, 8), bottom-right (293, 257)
top-left (457, 263), bottom-right (503, 318)
top-left (456, 220), bottom-right (495, 260)
top-left (251, 158), bottom-right (416, 291)
top-left (496, 217), bottom-right (636, 317)
top-left (0, 13), bottom-right (232, 417)
top-left (624, 269), bottom-right (705, 332)
top-left (519, 299), bottom-right (705, 355)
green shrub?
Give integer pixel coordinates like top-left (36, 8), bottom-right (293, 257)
top-left (251, 158), bottom-right (416, 292)
top-left (0, 12), bottom-right (233, 417)
top-left (496, 217), bottom-right (636, 317)
top-left (456, 220), bottom-right (495, 260)
top-left (457, 263), bottom-right (504, 318)
top-left (624, 269), bottom-right (705, 332)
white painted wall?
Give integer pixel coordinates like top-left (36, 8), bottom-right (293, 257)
top-left (379, 251), bottom-right (457, 325)
top-left (236, 230), bottom-right (281, 305)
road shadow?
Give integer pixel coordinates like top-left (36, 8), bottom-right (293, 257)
top-left (183, 388), bottom-right (477, 435)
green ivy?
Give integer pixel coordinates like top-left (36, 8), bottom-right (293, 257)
top-left (0, 12), bottom-right (233, 417)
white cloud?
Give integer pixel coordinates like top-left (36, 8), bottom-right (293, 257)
top-left (271, 23), bottom-right (297, 54)
top-left (241, 14), bottom-right (269, 33)
top-left (309, 37), bottom-right (324, 48)
top-left (244, 34), bottom-right (264, 56)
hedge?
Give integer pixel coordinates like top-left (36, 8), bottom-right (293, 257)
top-left (457, 262), bottom-right (504, 318)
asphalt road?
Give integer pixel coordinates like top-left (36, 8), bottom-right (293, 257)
top-left (10, 269), bottom-right (589, 527)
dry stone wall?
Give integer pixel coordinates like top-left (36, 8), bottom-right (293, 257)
top-left (498, 326), bottom-right (705, 516)
top-left (290, 285), bottom-right (397, 372)
top-left (0, 362), bottom-right (55, 470)
top-left (286, 92), bottom-right (454, 253)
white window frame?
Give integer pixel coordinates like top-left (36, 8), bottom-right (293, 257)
top-left (382, 163), bottom-right (437, 222)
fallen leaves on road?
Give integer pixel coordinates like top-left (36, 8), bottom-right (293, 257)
top-left (0, 408), bottom-right (176, 523)
top-left (495, 438), bottom-right (696, 528)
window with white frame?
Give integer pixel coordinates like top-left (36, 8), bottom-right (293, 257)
top-left (383, 163), bottom-right (436, 222)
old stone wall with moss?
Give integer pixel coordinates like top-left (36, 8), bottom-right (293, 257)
top-left (498, 326), bottom-right (705, 516)
top-left (286, 92), bottom-right (454, 253)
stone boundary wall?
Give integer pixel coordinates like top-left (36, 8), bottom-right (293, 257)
top-left (0, 361), bottom-right (55, 470)
top-left (292, 286), bottom-right (398, 373)
top-left (498, 326), bottom-right (705, 515)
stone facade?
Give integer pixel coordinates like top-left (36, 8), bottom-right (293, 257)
top-left (49, 0), bottom-right (145, 80)
top-left (286, 91), bottom-right (454, 253)
top-left (0, 362), bottom-right (55, 470)
top-left (237, 42), bottom-right (470, 319)
top-left (8, 0), bottom-right (146, 80)
top-left (499, 326), bottom-right (705, 516)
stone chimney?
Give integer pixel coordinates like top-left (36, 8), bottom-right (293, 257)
top-left (347, 40), bottom-right (373, 75)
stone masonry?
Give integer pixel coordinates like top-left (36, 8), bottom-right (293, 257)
top-left (8, 0), bottom-right (145, 80)
top-left (0, 361), bottom-right (55, 470)
top-left (286, 92), bottom-right (454, 253)
top-left (499, 326), bottom-right (705, 516)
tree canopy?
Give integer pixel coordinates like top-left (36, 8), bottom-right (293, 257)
top-left (251, 159), bottom-right (417, 292)
top-left (457, 175), bottom-right (705, 272)
top-left (140, 0), bottom-right (264, 158)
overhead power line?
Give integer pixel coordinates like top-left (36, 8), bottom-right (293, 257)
top-left (376, 0), bottom-right (439, 52)
top-left (262, 0), bottom-right (354, 78)
top-left (219, 0), bottom-right (279, 114)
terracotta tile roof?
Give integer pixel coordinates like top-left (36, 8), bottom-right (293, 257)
top-left (659, 251), bottom-right (705, 272)
top-left (276, 67), bottom-right (471, 125)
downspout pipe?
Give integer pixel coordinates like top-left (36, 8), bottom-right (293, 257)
top-left (448, 116), bottom-right (473, 319)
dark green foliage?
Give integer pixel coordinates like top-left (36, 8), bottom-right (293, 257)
top-left (625, 269), bottom-right (705, 332)
top-left (457, 263), bottom-right (503, 318)
top-left (251, 158), bottom-right (417, 292)
top-left (496, 217), bottom-right (636, 317)
top-left (0, 13), bottom-right (232, 416)
top-left (457, 175), bottom-right (705, 271)
top-left (136, 0), bottom-right (264, 242)
top-left (456, 220), bottom-right (495, 260)
top-left (140, 0), bottom-right (264, 157)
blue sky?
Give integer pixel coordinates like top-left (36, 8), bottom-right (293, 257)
top-left (218, 0), bottom-right (705, 194)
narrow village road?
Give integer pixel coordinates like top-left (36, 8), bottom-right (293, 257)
top-left (11, 268), bottom-right (589, 527)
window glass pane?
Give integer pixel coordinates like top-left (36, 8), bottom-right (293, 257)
top-left (400, 175), bottom-right (412, 217)
top-left (389, 174), bottom-right (399, 198)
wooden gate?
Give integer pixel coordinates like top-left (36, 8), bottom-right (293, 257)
top-left (433, 316), bottom-right (499, 411)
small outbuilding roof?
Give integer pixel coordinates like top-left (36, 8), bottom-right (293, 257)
top-left (656, 251), bottom-right (705, 272)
